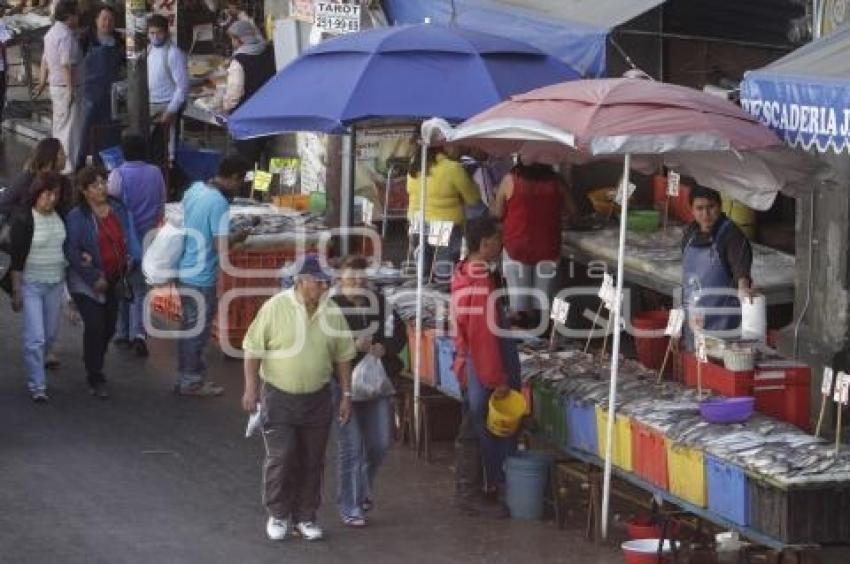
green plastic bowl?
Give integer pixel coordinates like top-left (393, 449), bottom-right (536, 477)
top-left (626, 210), bottom-right (661, 233)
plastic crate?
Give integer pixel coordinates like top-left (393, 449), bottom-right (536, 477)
top-left (532, 381), bottom-right (567, 448)
top-left (565, 398), bottom-right (598, 455)
top-left (595, 407), bottom-right (633, 471)
top-left (749, 480), bottom-right (850, 543)
top-left (683, 353), bottom-right (753, 396)
top-left (706, 455), bottom-right (749, 526)
top-left (665, 438), bottom-right (706, 507)
top-left (406, 323), bottom-right (437, 386)
top-left (752, 363), bottom-right (812, 431)
top-left (631, 421), bottom-right (668, 490)
top-left (435, 336), bottom-right (461, 400)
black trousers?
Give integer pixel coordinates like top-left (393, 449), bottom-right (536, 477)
top-left (261, 383), bottom-right (332, 522)
top-left (72, 289), bottom-right (118, 387)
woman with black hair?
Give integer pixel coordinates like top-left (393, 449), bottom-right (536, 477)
top-left (5, 173), bottom-right (67, 402)
top-left (64, 166), bottom-right (141, 398)
top-left (490, 162), bottom-right (576, 329)
top-left (0, 137), bottom-right (73, 218)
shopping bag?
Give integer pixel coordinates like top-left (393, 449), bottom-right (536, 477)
top-left (351, 354), bottom-right (394, 402)
top-left (142, 222), bottom-right (186, 286)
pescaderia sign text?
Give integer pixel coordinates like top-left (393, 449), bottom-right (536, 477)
top-left (741, 99), bottom-right (850, 138)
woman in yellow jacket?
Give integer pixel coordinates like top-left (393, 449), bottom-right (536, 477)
top-left (407, 148), bottom-right (481, 281)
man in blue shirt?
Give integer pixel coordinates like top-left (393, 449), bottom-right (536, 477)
top-left (176, 154), bottom-right (250, 396)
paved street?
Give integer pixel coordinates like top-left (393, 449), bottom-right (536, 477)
top-left (0, 304), bottom-right (624, 564)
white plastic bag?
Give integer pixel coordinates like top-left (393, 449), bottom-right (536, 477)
top-left (142, 222), bottom-right (186, 286)
top-left (351, 354), bottom-right (394, 402)
top-left (245, 403), bottom-right (263, 438)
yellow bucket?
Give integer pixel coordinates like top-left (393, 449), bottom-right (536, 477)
top-left (664, 438), bottom-right (707, 507)
top-left (487, 390), bottom-right (527, 437)
top-left (595, 407), bottom-right (633, 472)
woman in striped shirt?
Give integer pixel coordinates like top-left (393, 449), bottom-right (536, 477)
top-left (7, 172), bottom-right (67, 402)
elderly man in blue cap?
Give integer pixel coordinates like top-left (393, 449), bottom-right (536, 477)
top-left (241, 255), bottom-right (356, 542)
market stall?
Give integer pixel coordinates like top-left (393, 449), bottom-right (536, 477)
top-left (421, 76), bottom-right (817, 541)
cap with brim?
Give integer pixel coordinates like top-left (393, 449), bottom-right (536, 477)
top-left (295, 256), bottom-right (332, 283)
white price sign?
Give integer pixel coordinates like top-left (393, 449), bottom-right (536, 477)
top-left (408, 217), bottom-right (423, 235)
top-left (550, 298), bottom-right (570, 324)
top-left (822, 366), bottom-right (835, 396)
top-left (834, 372), bottom-right (850, 405)
top-left (664, 308), bottom-right (685, 338)
top-left (428, 221), bottom-right (454, 247)
top-left (598, 273), bottom-right (616, 310)
top-left (313, 2), bottom-right (361, 35)
top-left (666, 171), bottom-right (681, 197)
top-left (696, 333), bottom-right (708, 363)
top-left (361, 199), bottom-right (374, 225)
top-left (614, 182), bottom-right (637, 205)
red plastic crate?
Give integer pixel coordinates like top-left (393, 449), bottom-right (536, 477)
top-left (631, 421), bottom-right (669, 490)
top-left (683, 353), bottom-right (753, 396)
top-left (753, 362), bottom-right (812, 431)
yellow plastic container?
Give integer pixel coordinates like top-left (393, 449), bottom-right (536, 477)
top-left (488, 390), bottom-right (527, 437)
top-left (721, 196), bottom-right (757, 240)
top-left (595, 407), bottom-right (633, 472)
top-left (665, 438), bottom-right (707, 507)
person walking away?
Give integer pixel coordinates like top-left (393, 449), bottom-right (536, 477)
top-left (37, 0), bottom-right (84, 174)
top-left (147, 14), bottom-right (190, 171)
top-left (175, 154), bottom-right (250, 396)
top-left (451, 215), bottom-right (521, 516)
top-left (241, 255), bottom-right (356, 542)
top-left (109, 134), bottom-right (166, 356)
top-left (80, 4), bottom-right (123, 167)
top-left (222, 20), bottom-right (275, 166)
top-left (330, 255), bottom-right (406, 527)
top-left (490, 163), bottom-right (576, 330)
top-left (6, 173), bottom-right (68, 402)
top-left (64, 166), bottom-right (141, 398)
top-left (681, 185), bottom-right (754, 349)
top-left (0, 138), bottom-right (74, 219)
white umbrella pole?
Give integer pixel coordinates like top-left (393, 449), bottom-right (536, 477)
top-left (413, 139), bottom-right (429, 446)
top-left (601, 154), bottom-right (631, 540)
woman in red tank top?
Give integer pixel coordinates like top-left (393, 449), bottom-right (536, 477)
top-left (490, 163), bottom-right (576, 329)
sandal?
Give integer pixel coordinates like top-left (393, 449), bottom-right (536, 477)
top-left (177, 382), bottom-right (224, 397)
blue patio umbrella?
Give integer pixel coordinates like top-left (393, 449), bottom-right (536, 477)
top-left (228, 23), bottom-right (582, 139)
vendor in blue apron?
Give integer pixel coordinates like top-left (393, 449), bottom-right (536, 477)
top-left (681, 186), bottom-right (754, 348)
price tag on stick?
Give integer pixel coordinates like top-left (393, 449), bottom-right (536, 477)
top-left (833, 372), bottom-right (848, 404)
top-left (696, 333), bottom-right (708, 363)
top-left (614, 182), bottom-right (637, 205)
top-left (664, 308), bottom-right (685, 338)
top-left (666, 171), bottom-right (681, 197)
top-left (252, 170), bottom-right (272, 192)
top-left (550, 298), bottom-right (570, 324)
top-left (361, 200), bottom-right (374, 225)
top-left (428, 221), bottom-right (454, 247)
top-left (823, 367), bottom-right (835, 396)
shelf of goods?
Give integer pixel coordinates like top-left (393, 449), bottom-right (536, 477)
top-left (527, 351), bottom-right (849, 549)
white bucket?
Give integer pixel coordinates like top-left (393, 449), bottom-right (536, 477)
top-left (741, 293), bottom-right (766, 343)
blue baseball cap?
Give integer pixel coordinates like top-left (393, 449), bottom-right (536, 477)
top-left (295, 255), bottom-right (332, 283)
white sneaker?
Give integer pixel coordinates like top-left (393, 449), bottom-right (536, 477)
top-left (266, 517), bottom-right (289, 541)
top-left (294, 521), bottom-right (324, 541)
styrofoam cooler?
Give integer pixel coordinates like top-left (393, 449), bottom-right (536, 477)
top-left (752, 361), bottom-right (811, 431)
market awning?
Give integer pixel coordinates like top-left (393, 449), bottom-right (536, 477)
top-left (382, 0), bottom-right (667, 77)
top-left (740, 25), bottom-right (850, 154)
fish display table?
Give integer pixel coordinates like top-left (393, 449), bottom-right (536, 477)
top-left (562, 226), bottom-right (795, 305)
top-left (525, 350), bottom-right (850, 548)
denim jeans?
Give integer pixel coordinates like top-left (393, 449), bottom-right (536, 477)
top-left (21, 280), bottom-right (64, 393)
top-left (177, 283), bottom-right (218, 389)
top-left (331, 380), bottom-right (394, 519)
top-left (464, 354), bottom-right (520, 489)
top-left (115, 269), bottom-right (149, 341)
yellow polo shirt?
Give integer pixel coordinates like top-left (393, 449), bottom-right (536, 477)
top-left (242, 289), bottom-right (356, 394)
top-left (407, 153), bottom-right (481, 225)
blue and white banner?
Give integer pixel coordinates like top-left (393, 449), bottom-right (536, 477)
top-left (740, 74), bottom-right (850, 154)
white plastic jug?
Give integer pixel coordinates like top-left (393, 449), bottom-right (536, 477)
top-left (741, 293), bottom-right (766, 343)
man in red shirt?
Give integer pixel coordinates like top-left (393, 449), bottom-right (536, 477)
top-left (451, 215), bottom-right (520, 516)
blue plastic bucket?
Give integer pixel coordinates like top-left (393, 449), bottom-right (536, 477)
top-left (504, 451), bottom-right (552, 520)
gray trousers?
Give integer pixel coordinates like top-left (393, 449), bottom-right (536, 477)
top-left (261, 383), bottom-right (332, 522)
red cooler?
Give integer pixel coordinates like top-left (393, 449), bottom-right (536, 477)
top-left (753, 361), bottom-right (811, 431)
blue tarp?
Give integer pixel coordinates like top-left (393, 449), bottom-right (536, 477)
top-left (740, 26), bottom-right (850, 154)
top-left (381, 0), bottom-right (608, 77)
